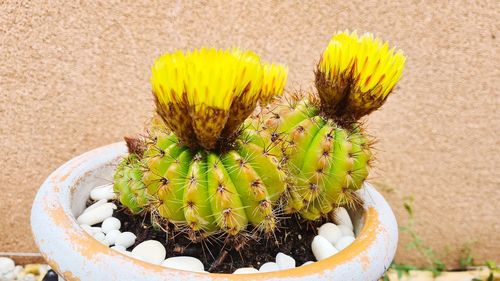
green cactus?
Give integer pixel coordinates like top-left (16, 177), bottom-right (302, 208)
top-left (113, 153), bottom-right (149, 214)
top-left (114, 48), bottom-right (288, 236)
top-left (140, 130), bottom-right (287, 235)
top-left (256, 99), bottom-right (371, 220)
top-left (256, 31), bottom-right (406, 220)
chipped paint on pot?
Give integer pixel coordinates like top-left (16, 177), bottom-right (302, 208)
top-left (31, 142), bottom-right (398, 281)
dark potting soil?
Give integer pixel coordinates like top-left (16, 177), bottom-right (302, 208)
top-left (104, 201), bottom-right (326, 273)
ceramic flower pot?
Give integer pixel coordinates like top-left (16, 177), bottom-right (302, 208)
top-left (31, 142), bottom-right (398, 281)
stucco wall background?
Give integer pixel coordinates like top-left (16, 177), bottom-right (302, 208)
top-left (1, 0), bottom-right (498, 267)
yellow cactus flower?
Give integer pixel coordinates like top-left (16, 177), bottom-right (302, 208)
top-left (261, 64), bottom-right (288, 105)
top-left (318, 31), bottom-right (359, 82)
top-left (151, 48), bottom-right (287, 150)
top-left (316, 31), bottom-right (406, 123)
top-left (354, 33), bottom-right (406, 99)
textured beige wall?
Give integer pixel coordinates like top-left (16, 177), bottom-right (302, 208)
top-left (1, 0), bottom-right (499, 267)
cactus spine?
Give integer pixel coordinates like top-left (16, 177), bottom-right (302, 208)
top-left (114, 48), bottom-right (288, 236)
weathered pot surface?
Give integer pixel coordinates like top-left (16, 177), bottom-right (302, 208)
top-left (31, 142), bottom-right (398, 281)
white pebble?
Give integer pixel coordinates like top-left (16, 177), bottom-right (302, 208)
top-left (76, 203), bottom-right (116, 226)
top-left (123, 251), bottom-right (135, 258)
top-left (0, 257), bottom-right (15, 274)
top-left (335, 236), bottom-right (355, 251)
top-left (233, 267), bottom-right (259, 274)
top-left (22, 273), bottom-right (36, 281)
top-left (91, 227), bottom-right (102, 234)
top-left (93, 232), bottom-right (107, 245)
top-left (161, 256), bottom-right (204, 272)
top-left (338, 225), bottom-right (355, 237)
top-left (3, 271), bottom-right (15, 280)
top-left (101, 217), bottom-right (121, 234)
top-left (301, 261), bottom-right (314, 266)
top-left (311, 235), bottom-right (338, 261)
top-left (353, 218), bottom-right (363, 237)
top-left (131, 240), bottom-right (166, 265)
top-left (83, 199), bottom-right (107, 213)
top-left (13, 265), bottom-right (23, 275)
top-left (81, 225), bottom-right (102, 235)
top-left (111, 245), bottom-right (126, 252)
top-left (90, 184), bottom-right (116, 200)
top-left (80, 224), bottom-right (93, 234)
top-left (332, 207), bottom-right (353, 230)
top-left (259, 262), bottom-right (279, 272)
top-left (105, 229), bottom-right (121, 245)
top-left (275, 252), bottom-right (295, 269)
top-left (114, 232), bottom-right (137, 248)
top-left (98, 239), bottom-right (110, 246)
top-left (318, 223), bottom-right (342, 244)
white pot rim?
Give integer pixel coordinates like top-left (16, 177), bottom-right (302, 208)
top-left (31, 142), bottom-right (398, 281)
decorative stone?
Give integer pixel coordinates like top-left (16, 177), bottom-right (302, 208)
top-left (42, 269), bottom-right (59, 281)
top-left (38, 264), bottom-right (49, 276)
top-left (275, 252), bottom-right (295, 269)
top-left (311, 235), bottom-right (338, 261)
top-left (131, 240), bottom-right (166, 265)
top-left (13, 265), bottom-right (23, 276)
top-left (332, 207), bottom-right (353, 230)
top-left (93, 232), bottom-right (106, 241)
top-left (338, 224), bottom-right (355, 237)
top-left (93, 232), bottom-right (106, 240)
top-left (31, 265), bottom-right (48, 280)
top-left (111, 245), bottom-right (126, 252)
top-left (114, 232), bottom-right (137, 248)
top-left (3, 270), bottom-right (15, 281)
top-left (23, 264), bottom-right (41, 275)
top-left (128, 252), bottom-right (139, 258)
top-left (90, 184), bottom-right (116, 200)
top-left (233, 267), bottom-right (259, 274)
top-left (318, 223), bottom-right (342, 244)
top-left (101, 217), bottom-right (121, 234)
top-left (80, 225), bottom-right (103, 236)
top-left (83, 199), bottom-right (107, 213)
top-left (353, 217), bottom-right (363, 237)
top-left (0, 257), bottom-right (15, 274)
top-left (161, 256), bottom-right (204, 272)
top-left (301, 261), bottom-right (314, 266)
top-left (90, 226), bottom-right (102, 234)
top-left (335, 236), bottom-right (355, 251)
top-left (22, 273), bottom-right (36, 281)
top-left (80, 224), bottom-right (93, 234)
top-left (76, 203), bottom-right (116, 226)
top-left (93, 231), bottom-right (109, 246)
top-left (259, 262), bottom-right (279, 272)
top-left (105, 229), bottom-right (121, 245)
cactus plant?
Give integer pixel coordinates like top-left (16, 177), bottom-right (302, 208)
top-left (114, 31), bottom-right (405, 236)
top-left (114, 48), bottom-right (288, 237)
top-left (114, 153), bottom-right (148, 214)
top-left (256, 31), bottom-right (406, 220)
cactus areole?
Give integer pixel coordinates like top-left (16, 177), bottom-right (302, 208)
top-left (114, 32), bottom-right (406, 237)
